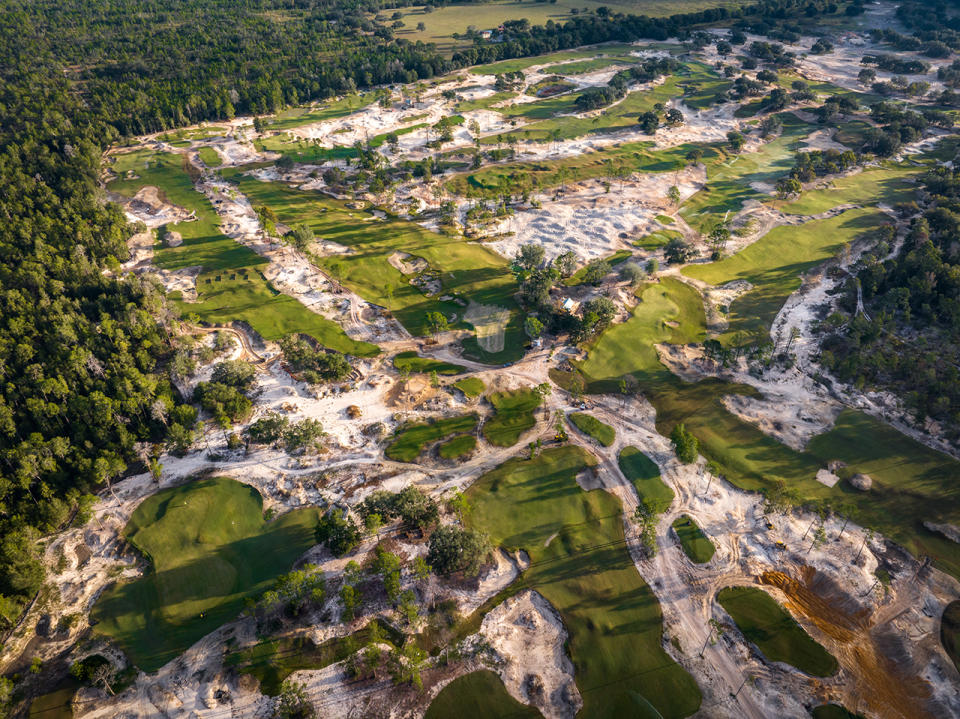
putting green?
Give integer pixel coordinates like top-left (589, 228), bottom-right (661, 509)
top-left (466, 446), bottom-right (701, 718)
top-left (618, 446), bottom-right (674, 513)
top-left (717, 586), bottom-right (837, 677)
top-left (483, 388), bottom-right (542, 447)
top-left (91, 478), bottom-right (321, 672)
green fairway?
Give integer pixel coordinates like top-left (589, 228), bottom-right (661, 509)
top-left (438, 434), bottom-right (478, 459)
top-left (780, 165), bottom-right (917, 215)
top-left (569, 412), bottom-right (616, 447)
top-left (679, 113), bottom-right (814, 233)
top-left (385, 413), bottom-right (479, 462)
top-left (393, 351), bottom-right (466, 375)
top-left (941, 600), bottom-right (960, 673)
top-left (683, 207), bottom-right (888, 343)
top-left (466, 446), bottom-right (701, 718)
top-left (671, 515), bottom-right (715, 563)
top-left (196, 146), bottom-right (221, 167)
top-left (225, 172), bottom-right (522, 363)
top-left (577, 275), bottom-right (960, 581)
top-left (453, 376), bottom-right (486, 398)
top-left (108, 149), bottom-right (376, 356)
top-left (91, 478), bottom-right (321, 672)
top-left (425, 670), bottom-right (542, 719)
top-left (717, 586), bottom-right (838, 677)
top-left (636, 228), bottom-right (683, 250)
top-left (618, 446), bottom-right (674, 513)
top-left (483, 388), bottom-right (542, 447)
top-left (469, 45), bottom-right (639, 75)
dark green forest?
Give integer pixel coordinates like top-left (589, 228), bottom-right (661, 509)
top-left (0, 0), bottom-right (876, 637)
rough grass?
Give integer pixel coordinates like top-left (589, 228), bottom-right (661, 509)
top-left (619, 446), bottom-right (674, 513)
top-left (108, 149), bottom-right (376, 356)
top-left (483, 388), bottom-right (541, 447)
top-left (683, 208), bottom-right (889, 344)
top-left (385, 413), bottom-right (478, 462)
top-left (28, 687), bottom-right (75, 719)
top-left (780, 164), bottom-right (917, 215)
top-left (425, 670), bottom-right (542, 718)
top-left (225, 172), bottom-right (522, 363)
top-left (569, 412), bottom-right (615, 447)
top-left (671, 515), bottom-right (715, 563)
top-left (393, 350), bottom-right (466, 375)
top-left (636, 228), bottom-right (683, 249)
top-left (717, 586), bottom-right (838, 677)
top-left (437, 434), bottom-right (477, 459)
top-left (90, 478), bottom-right (321, 672)
top-left (465, 446), bottom-right (701, 718)
top-left (452, 376), bottom-right (485, 398)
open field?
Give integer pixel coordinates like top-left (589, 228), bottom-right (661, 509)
top-left (482, 388), bottom-right (542, 447)
top-left (393, 351), bottom-right (466, 375)
top-left (91, 478), bottom-right (321, 672)
top-left (226, 173), bottom-right (523, 362)
top-left (389, 2), bottom-right (739, 54)
top-left (108, 149), bottom-right (376, 355)
top-left (569, 412), bottom-right (615, 447)
top-left (453, 376), bottom-right (486, 398)
top-left (684, 207), bottom-right (889, 344)
top-left (618, 446), bottom-right (674, 512)
top-left (385, 413), bottom-right (479, 462)
top-left (466, 446), bottom-right (701, 718)
top-left (425, 670), bottom-right (542, 718)
top-left (780, 165), bottom-right (917, 215)
top-left (671, 515), bottom-right (715, 563)
top-left (197, 146), bottom-right (221, 167)
top-left (717, 586), bottom-right (838, 677)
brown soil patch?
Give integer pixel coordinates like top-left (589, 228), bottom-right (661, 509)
top-left (760, 568), bottom-right (934, 719)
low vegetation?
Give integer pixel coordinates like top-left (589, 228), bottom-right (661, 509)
top-left (437, 434), bottom-right (477, 459)
top-left (452, 376), bottom-right (485, 398)
top-left (385, 414), bottom-right (478, 462)
top-left (483, 388), bottom-right (542, 447)
top-left (425, 670), bottom-right (541, 719)
top-left (618, 447), bottom-right (674, 512)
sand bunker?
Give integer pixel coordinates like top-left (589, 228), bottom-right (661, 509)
top-left (481, 590), bottom-right (582, 719)
top-left (388, 251), bottom-right (429, 275)
top-left (463, 301), bottom-right (510, 354)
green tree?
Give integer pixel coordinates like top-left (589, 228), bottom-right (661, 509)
top-left (427, 524), bottom-right (490, 575)
top-left (524, 316), bottom-right (544, 340)
top-left (670, 423), bottom-right (699, 464)
top-left (315, 509), bottom-right (360, 557)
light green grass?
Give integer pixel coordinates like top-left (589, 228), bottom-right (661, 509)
top-left (453, 376), bottom-right (486, 398)
top-left (224, 172), bottom-right (522, 363)
top-left (159, 126), bottom-right (228, 143)
top-left (541, 56), bottom-right (640, 75)
top-left (256, 122), bottom-right (427, 163)
top-left (393, 351), bottom-right (466, 375)
top-left (636, 228), bottom-right (683, 249)
top-left (466, 446), bottom-right (701, 718)
top-left (438, 434), bottom-right (479, 459)
top-left (426, 670), bottom-right (542, 719)
top-left (619, 447), bottom-right (674, 513)
top-left (684, 207), bottom-right (887, 343)
top-left (90, 478), bottom-right (321, 672)
top-left (197, 146), bottom-right (221, 167)
top-left (717, 586), bottom-right (838, 677)
top-left (483, 388), bottom-right (541, 447)
top-left (29, 687), bottom-right (75, 719)
top-left (108, 149), bottom-right (376, 355)
top-left (655, 214), bottom-right (675, 224)
top-left (266, 93), bottom-right (381, 131)
top-left (469, 44), bottom-right (639, 75)
top-left (457, 90), bottom-right (518, 112)
top-left (780, 165), bottom-right (916, 215)
top-left (671, 515), bottom-right (715, 563)
top-left (386, 413), bottom-right (478, 462)
top-left (569, 412), bottom-right (615, 447)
